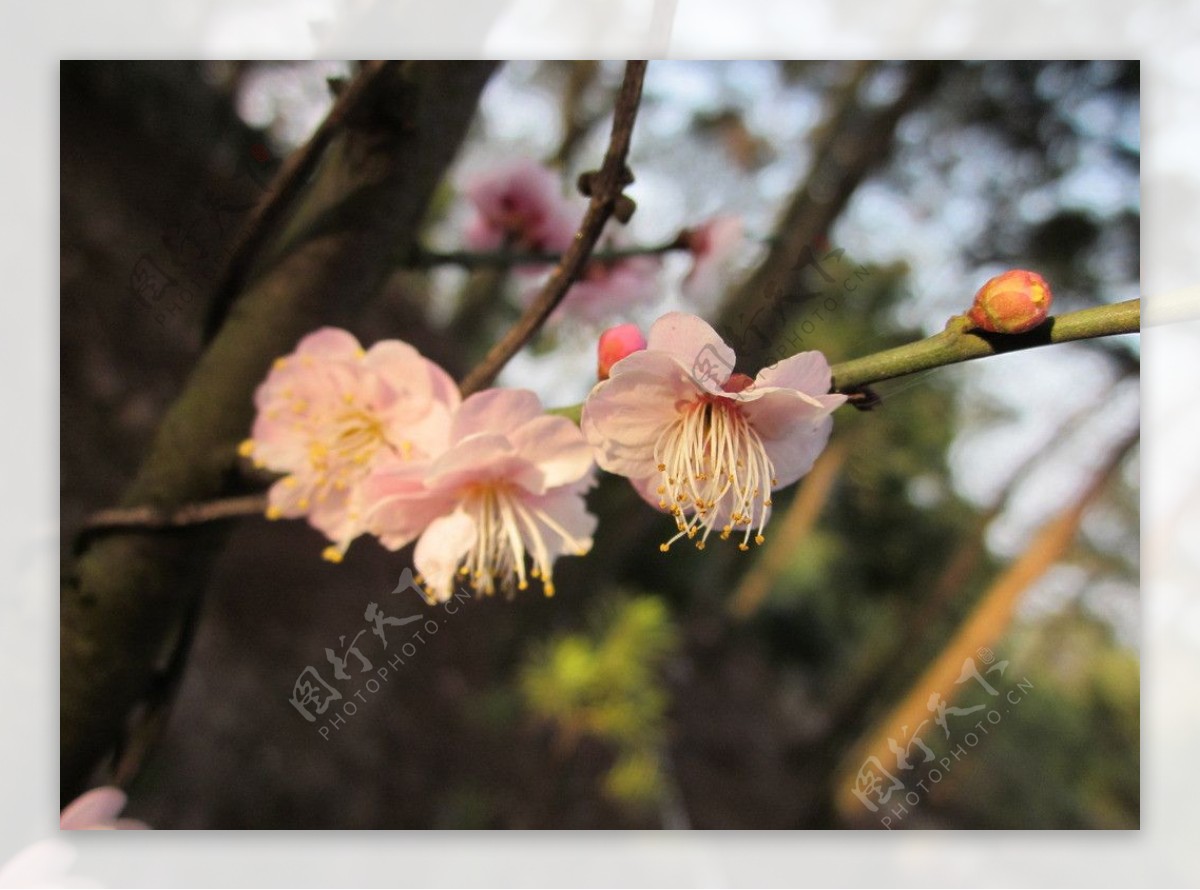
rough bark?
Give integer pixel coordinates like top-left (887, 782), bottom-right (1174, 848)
top-left (61, 61), bottom-right (497, 800)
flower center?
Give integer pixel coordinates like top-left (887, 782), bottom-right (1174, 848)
top-left (653, 397), bottom-right (776, 552)
top-left (430, 483), bottom-right (590, 601)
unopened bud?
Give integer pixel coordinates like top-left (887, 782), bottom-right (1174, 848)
top-left (968, 270), bottom-right (1052, 334)
top-left (597, 323), bottom-right (646, 379)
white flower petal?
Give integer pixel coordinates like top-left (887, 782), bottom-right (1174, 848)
top-left (450, 388), bottom-right (544, 443)
top-left (754, 350), bottom-right (834, 395)
top-left (414, 511), bottom-right (478, 602)
top-left (508, 415), bottom-right (595, 489)
top-left (645, 311), bottom-right (736, 383)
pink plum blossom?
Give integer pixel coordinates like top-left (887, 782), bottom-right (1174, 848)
top-left (559, 252), bottom-right (662, 321)
top-left (597, 323), bottom-right (647, 379)
top-left (241, 328), bottom-right (460, 562)
top-left (59, 786), bottom-right (148, 831)
top-left (362, 389), bottom-right (597, 602)
top-left (582, 311), bottom-right (846, 552)
top-left (462, 158), bottom-right (578, 255)
top-left (681, 215), bottom-right (744, 300)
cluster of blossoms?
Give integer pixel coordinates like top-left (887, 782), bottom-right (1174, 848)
top-left (241, 329), bottom-right (597, 602)
top-left (244, 310), bottom-right (846, 598)
top-left (240, 161), bottom-right (865, 598)
top-left (460, 158), bottom-right (745, 318)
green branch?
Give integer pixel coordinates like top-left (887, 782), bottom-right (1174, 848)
top-left (829, 299), bottom-right (1140, 391)
top-left (549, 300), bottom-right (1140, 420)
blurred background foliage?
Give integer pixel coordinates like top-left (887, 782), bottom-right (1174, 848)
top-left (60, 59), bottom-right (1138, 828)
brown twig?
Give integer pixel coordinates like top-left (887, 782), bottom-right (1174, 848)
top-left (549, 61), bottom-right (603, 170)
top-left (203, 60), bottom-right (396, 340)
top-left (457, 60), bottom-right (649, 398)
top-left (77, 493), bottom-right (268, 542)
top-left (409, 235), bottom-right (687, 271)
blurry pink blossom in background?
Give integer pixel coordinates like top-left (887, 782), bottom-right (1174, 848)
top-left (363, 389), bottom-right (597, 602)
top-left (582, 311), bottom-right (845, 552)
top-left (241, 328), bottom-right (460, 562)
top-left (462, 158), bottom-right (579, 255)
top-left (681, 215), bottom-right (744, 300)
top-left (60, 785), bottom-right (148, 830)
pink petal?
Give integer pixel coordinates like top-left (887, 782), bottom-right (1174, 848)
top-left (754, 350), bottom-right (834, 395)
top-left (294, 327), bottom-right (363, 361)
top-left (627, 472), bottom-right (666, 511)
top-left (60, 786), bottom-right (127, 830)
top-left (520, 482), bottom-right (598, 564)
top-left (645, 311), bottom-right (736, 388)
top-left (305, 486), bottom-right (359, 544)
top-left (559, 256), bottom-right (661, 321)
top-left (413, 510), bottom-right (478, 602)
top-left (741, 389), bottom-right (845, 487)
top-left (387, 401), bottom-right (456, 462)
top-left (362, 340), bottom-right (429, 397)
top-left (450, 388), bottom-right (544, 443)
top-left (682, 215), bottom-right (743, 299)
top-left (425, 359), bottom-right (463, 415)
top-left (581, 352), bottom-right (700, 479)
top-left (361, 463), bottom-right (456, 550)
top-left (508, 415), bottom-right (596, 490)
top-left (464, 213), bottom-right (503, 250)
top-left (427, 433), bottom-right (546, 495)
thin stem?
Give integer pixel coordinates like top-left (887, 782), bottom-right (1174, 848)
top-left (408, 236), bottom-right (685, 271)
top-left (457, 60), bottom-right (649, 398)
top-left (829, 300), bottom-right (1140, 393)
top-left (77, 494), bottom-right (268, 544)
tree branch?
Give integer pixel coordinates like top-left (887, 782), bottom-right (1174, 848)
top-left (407, 235), bottom-right (686, 271)
top-left (76, 494), bottom-right (268, 545)
top-left (202, 61), bottom-right (398, 340)
top-left (829, 300), bottom-right (1141, 393)
top-left (61, 61), bottom-right (498, 802)
top-left (457, 60), bottom-right (648, 398)
top-left (547, 300), bottom-right (1140, 421)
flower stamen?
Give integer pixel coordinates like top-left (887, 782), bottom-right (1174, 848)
top-left (653, 397), bottom-right (775, 551)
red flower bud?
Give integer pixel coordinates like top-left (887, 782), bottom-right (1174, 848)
top-left (968, 270), bottom-right (1052, 334)
top-left (597, 323), bottom-right (647, 379)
